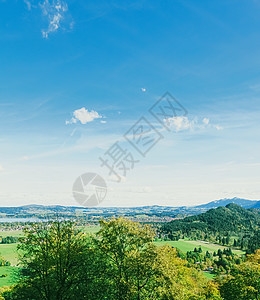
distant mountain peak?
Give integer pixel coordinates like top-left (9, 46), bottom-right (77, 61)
top-left (195, 197), bottom-right (259, 209)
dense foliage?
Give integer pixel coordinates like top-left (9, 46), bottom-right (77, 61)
top-left (0, 237), bottom-right (18, 244)
top-left (162, 204), bottom-right (260, 234)
top-left (0, 214), bottom-right (259, 299)
top-left (1, 218), bottom-right (221, 300)
top-left (218, 250), bottom-right (260, 299)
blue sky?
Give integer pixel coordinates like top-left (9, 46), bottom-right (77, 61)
top-left (0, 0), bottom-right (260, 206)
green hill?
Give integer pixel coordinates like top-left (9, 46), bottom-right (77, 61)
top-left (161, 203), bottom-right (260, 237)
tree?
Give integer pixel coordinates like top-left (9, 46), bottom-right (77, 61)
top-left (153, 246), bottom-right (222, 299)
top-left (206, 251), bottom-right (211, 259)
top-left (0, 286), bottom-right (12, 300)
top-left (95, 217), bottom-right (157, 300)
top-left (12, 221), bottom-right (88, 300)
top-left (247, 231), bottom-right (260, 254)
top-left (5, 217), bottom-right (227, 300)
top-left (219, 250), bottom-right (260, 300)
top-left (226, 236), bottom-right (230, 245)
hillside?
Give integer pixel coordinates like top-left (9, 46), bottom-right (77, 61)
top-left (161, 203), bottom-right (260, 235)
top-left (252, 201), bottom-right (260, 209)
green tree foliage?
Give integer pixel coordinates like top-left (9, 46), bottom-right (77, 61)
top-left (247, 231), bottom-right (260, 254)
top-left (161, 204), bottom-right (260, 242)
top-left (94, 217), bottom-right (157, 300)
top-left (219, 250), bottom-right (260, 300)
top-left (3, 218), bottom-right (225, 300)
top-left (152, 246), bottom-right (222, 300)
top-left (0, 236), bottom-right (18, 244)
top-left (11, 221), bottom-right (88, 300)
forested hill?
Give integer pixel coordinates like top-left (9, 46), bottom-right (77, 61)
top-left (162, 203), bottom-right (260, 235)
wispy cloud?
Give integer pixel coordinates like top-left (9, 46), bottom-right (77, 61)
top-left (21, 156), bottom-right (29, 161)
top-left (23, 0), bottom-right (72, 38)
top-left (249, 83), bottom-right (260, 92)
top-left (24, 0), bottom-right (32, 10)
top-left (40, 0), bottom-right (69, 38)
top-left (66, 107), bottom-right (103, 125)
top-left (18, 132), bottom-right (122, 161)
top-left (0, 164), bottom-right (4, 172)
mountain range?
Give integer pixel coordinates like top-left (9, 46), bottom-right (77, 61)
top-left (0, 197), bottom-right (258, 219)
top-left (194, 197), bottom-right (260, 209)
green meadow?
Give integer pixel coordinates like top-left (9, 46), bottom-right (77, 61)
top-left (81, 225), bottom-right (100, 234)
top-left (0, 266), bottom-right (20, 287)
top-left (154, 239), bottom-right (245, 255)
top-left (0, 230), bottom-right (24, 238)
top-left (0, 244), bottom-right (19, 265)
top-left (0, 243), bottom-right (20, 288)
top-left (203, 272), bottom-right (215, 280)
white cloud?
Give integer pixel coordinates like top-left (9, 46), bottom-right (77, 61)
top-left (164, 116), bottom-right (194, 132)
top-left (40, 0), bottom-right (68, 38)
top-left (100, 120), bottom-right (107, 124)
top-left (203, 117), bottom-right (209, 125)
top-left (66, 107), bottom-right (103, 125)
top-left (0, 164), bottom-right (4, 171)
top-left (65, 117), bottom-right (76, 125)
top-left (74, 107), bottom-right (101, 124)
top-left (215, 125), bottom-right (223, 130)
top-left (141, 88), bottom-right (146, 92)
top-left (164, 116), bottom-right (223, 132)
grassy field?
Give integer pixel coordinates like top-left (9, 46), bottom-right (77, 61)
top-left (203, 272), bottom-right (215, 280)
top-left (154, 239), bottom-right (245, 255)
top-left (0, 244), bottom-right (18, 265)
top-left (81, 225), bottom-right (100, 234)
top-left (0, 230), bottom-right (24, 238)
top-left (0, 267), bottom-right (20, 287)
